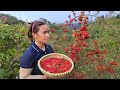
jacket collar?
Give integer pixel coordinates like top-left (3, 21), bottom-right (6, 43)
top-left (32, 41), bottom-right (48, 53)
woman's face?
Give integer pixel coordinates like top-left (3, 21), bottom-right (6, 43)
top-left (34, 24), bottom-right (50, 44)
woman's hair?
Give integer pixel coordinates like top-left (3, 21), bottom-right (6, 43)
top-left (28, 20), bottom-right (46, 42)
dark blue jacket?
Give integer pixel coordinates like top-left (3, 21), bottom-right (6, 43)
top-left (20, 41), bottom-right (54, 75)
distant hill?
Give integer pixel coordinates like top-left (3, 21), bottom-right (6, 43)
top-left (0, 13), bottom-right (25, 25)
top-left (67, 21), bottom-right (92, 30)
top-left (67, 15), bottom-right (120, 30)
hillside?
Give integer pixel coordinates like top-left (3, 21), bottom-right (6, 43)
top-left (0, 13), bottom-right (25, 25)
top-left (49, 16), bottom-right (120, 78)
top-left (0, 15), bottom-right (120, 79)
top-left (88, 17), bottom-right (120, 62)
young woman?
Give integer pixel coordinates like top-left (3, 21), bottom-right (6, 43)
top-left (19, 20), bottom-right (54, 79)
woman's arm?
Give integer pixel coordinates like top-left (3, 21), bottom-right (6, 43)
top-left (19, 67), bottom-right (48, 79)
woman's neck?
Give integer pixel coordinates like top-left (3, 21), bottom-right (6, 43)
top-left (35, 41), bottom-right (45, 51)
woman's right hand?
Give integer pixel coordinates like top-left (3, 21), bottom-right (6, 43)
top-left (39, 75), bottom-right (48, 79)
top-left (19, 67), bottom-right (49, 79)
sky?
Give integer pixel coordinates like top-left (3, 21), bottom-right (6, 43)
top-left (0, 11), bottom-right (120, 23)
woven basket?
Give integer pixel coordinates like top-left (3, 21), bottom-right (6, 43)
top-left (37, 53), bottom-right (74, 79)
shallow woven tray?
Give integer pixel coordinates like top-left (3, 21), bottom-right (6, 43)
top-left (37, 53), bottom-right (74, 79)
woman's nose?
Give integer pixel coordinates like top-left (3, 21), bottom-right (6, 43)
top-left (46, 33), bottom-right (50, 37)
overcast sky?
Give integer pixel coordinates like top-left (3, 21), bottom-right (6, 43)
top-left (0, 11), bottom-right (119, 23)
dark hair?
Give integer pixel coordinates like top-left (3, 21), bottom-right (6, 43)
top-left (28, 20), bottom-right (46, 42)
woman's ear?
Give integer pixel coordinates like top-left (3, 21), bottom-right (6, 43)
top-left (32, 33), bottom-right (37, 39)
top-left (32, 33), bottom-right (36, 38)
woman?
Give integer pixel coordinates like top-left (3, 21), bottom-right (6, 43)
top-left (19, 20), bottom-right (54, 79)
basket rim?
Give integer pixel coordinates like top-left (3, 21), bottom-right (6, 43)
top-left (37, 53), bottom-right (74, 76)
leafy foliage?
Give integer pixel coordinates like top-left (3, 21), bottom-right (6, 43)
top-left (0, 12), bottom-right (120, 79)
top-left (0, 24), bottom-right (30, 79)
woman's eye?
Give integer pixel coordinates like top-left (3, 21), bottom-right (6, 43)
top-left (47, 31), bottom-right (50, 33)
top-left (45, 31), bottom-right (50, 34)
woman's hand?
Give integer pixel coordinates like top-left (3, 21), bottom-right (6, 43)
top-left (39, 75), bottom-right (48, 79)
top-left (19, 67), bottom-right (49, 79)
